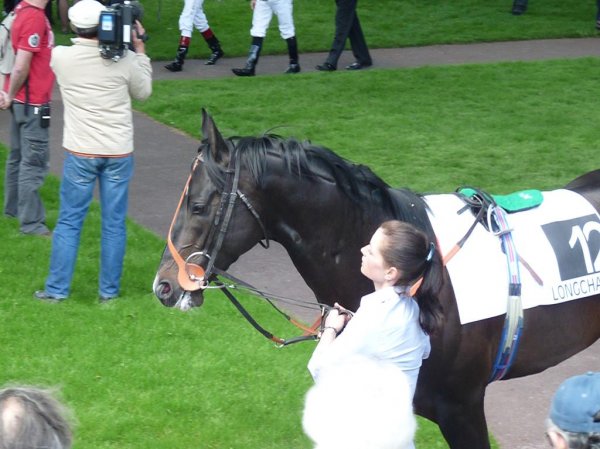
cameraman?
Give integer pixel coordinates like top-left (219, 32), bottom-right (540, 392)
top-left (34, 0), bottom-right (152, 302)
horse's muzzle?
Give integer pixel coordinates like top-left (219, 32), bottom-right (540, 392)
top-left (153, 276), bottom-right (205, 310)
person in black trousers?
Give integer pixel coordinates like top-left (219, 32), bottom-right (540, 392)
top-left (511, 0), bottom-right (600, 30)
top-left (316, 0), bottom-right (372, 71)
top-left (3, 0), bottom-right (19, 14)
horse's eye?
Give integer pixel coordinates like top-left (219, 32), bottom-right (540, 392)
top-left (191, 203), bottom-right (207, 215)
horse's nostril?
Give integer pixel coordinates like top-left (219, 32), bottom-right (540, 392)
top-left (155, 281), bottom-right (172, 300)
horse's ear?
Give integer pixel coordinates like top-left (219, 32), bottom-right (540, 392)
top-left (201, 108), bottom-right (229, 163)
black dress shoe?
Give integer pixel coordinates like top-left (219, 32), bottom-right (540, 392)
top-left (345, 61), bottom-right (372, 70)
top-left (232, 67), bottom-right (255, 77)
top-left (284, 63), bottom-right (301, 74)
top-left (315, 62), bottom-right (336, 72)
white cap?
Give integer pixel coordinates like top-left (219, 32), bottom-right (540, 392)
top-left (68, 0), bottom-right (106, 29)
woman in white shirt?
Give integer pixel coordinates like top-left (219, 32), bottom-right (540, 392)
top-left (308, 220), bottom-right (444, 397)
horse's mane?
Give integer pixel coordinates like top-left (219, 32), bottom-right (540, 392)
top-left (201, 134), bottom-right (433, 235)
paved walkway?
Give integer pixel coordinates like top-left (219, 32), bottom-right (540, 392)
top-left (1, 38), bottom-right (599, 449)
top-left (152, 37), bottom-right (600, 81)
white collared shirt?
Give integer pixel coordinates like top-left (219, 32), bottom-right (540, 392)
top-left (308, 286), bottom-right (431, 397)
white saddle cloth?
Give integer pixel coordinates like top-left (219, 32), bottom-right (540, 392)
top-left (426, 189), bottom-right (600, 324)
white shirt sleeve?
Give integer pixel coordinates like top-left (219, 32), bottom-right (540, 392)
top-left (307, 287), bottom-right (430, 396)
top-left (307, 306), bottom-right (372, 381)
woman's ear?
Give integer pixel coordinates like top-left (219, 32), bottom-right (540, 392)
top-left (385, 267), bottom-right (400, 282)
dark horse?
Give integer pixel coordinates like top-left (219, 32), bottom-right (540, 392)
top-left (154, 111), bottom-right (600, 449)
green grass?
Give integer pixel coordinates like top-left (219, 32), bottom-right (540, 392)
top-left (135, 57), bottom-right (600, 193)
top-left (4, 55), bottom-right (600, 448)
top-left (10, 2), bottom-right (600, 442)
top-left (0, 175), bottom-right (314, 448)
top-left (0, 145), bottom-right (450, 448)
top-left (51, 0), bottom-right (600, 60)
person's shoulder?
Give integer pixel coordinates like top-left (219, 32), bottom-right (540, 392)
top-left (14, 3), bottom-right (47, 30)
top-left (50, 44), bottom-right (81, 69)
top-left (126, 49), bottom-right (151, 63)
top-left (51, 45), bottom-right (71, 58)
top-left (15, 2), bottom-right (45, 19)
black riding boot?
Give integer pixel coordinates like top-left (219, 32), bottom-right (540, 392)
top-left (165, 42), bottom-right (189, 72)
top-left (232, 37), bottom-right (263, 77)
top-left (511, 0), bottom-right (528, 15)
top-left (284, 36), bottom-right (300, 74)
top-left (204, 35), bottom-right (224, 65)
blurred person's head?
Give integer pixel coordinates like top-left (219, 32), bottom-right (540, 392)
top-left (0, 386), bottom-right (73, 449)
top-left (546, 372), bottom-right (600, 449)
top-left (68, 0), bottom-right (106, 37)
top-left (303, 355), bottom-right (416, 449)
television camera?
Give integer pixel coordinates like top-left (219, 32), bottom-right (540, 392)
top-left (98, 0), bottom-right (148, 61)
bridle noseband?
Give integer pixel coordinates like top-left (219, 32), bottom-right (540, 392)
top-left (166, 150), bottom-right (269, 292)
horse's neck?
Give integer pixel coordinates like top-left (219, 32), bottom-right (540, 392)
top-left (263, 181), bottom-right (379, 309)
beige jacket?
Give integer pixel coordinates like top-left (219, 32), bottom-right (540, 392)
top-left (51, 38), bottom-right (152, 156)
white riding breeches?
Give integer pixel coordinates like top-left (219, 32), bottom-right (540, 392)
top-left (250, 0), bottom-right (295, 39)
top-left (179, 0), bottom-right (210, 36)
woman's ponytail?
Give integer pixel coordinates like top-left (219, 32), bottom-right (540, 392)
top-left (380, 221), bottom-right (445, 335)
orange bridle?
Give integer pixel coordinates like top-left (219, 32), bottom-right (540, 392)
top-left (166, 157), bottom-right (207, 292)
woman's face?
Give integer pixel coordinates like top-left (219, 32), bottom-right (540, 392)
top-left (360, 227), bottom-right (390, 287)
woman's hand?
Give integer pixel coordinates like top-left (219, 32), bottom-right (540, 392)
top-left (324, 302), bottom-right (353, 334)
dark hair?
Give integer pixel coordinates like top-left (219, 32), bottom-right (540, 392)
top-left (70, 25), bottom-right (99, 38)
top-left (562, 432), bottom-right (600, 449)
top-left (0, 386), bottom-right (73, 449)
top-left (379, 220), bottom-right (444, 335)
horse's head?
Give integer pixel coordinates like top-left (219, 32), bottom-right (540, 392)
top-left (153, 110), bottom-right (270, 310)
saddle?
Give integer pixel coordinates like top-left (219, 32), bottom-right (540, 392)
top-left (456, 187), bottom-right (543, 231)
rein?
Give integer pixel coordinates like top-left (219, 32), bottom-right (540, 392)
top-left (211, 268), bottom-right (329, 346)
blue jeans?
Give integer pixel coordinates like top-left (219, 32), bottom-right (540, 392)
top-left (45, 152), bottom-right (134, 298)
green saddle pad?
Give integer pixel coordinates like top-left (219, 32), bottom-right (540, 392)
top-left (459, 188), bottom-right (543, 213)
